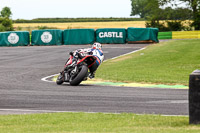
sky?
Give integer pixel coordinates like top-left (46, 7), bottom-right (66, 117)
top-left (0, 0), bottom-right (132, 20)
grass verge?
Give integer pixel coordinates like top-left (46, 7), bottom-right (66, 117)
top-left (1, 112), bottom-right (199, 133)
top-left (96, 39), bottom-right (200, 85)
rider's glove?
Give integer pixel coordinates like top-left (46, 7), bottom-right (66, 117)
top-left (69, 51), bottom-right (73, 56)
top-left (74, 52), bottom-right (78, 58)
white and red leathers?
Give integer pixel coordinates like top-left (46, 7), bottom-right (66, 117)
top-left (75, 48), bottom-right (104, 65)
top-left (74, 48), bottom-right (104, 71)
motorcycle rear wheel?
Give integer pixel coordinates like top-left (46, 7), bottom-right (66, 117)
top-left (69, 65), bottom-right (88, 86)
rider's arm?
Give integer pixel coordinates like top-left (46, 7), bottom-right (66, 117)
top-left (70, 49), bottom-right (88, 59)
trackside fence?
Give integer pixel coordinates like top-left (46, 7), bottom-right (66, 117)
top-left (63, 29), bottom-right (95, 45)
top-left (158, 31), bottom-right (200, 40)
top-left (158, 32), bottom-right (172, 39)
top-left (172, 31), bottom-right (200, 39)
top-left (0, 31), bottom-right (29, 46)
top-left (127, 28), bottom-right (159, 43)
top-left (96, 28), bottom-right (127, 44)
top-left (1, 29), bottom-right (200, 46)
top-left (31, 29), bottom-right (63, 46)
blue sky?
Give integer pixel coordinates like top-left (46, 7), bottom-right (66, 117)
top-left (0, 0), bottom-right (132, 20)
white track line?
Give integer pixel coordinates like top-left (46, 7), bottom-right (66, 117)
top-left (0, 109), bottom-right (65, 113)
top-left (41, 47), bottom-right (146, 82)
top-left (0, 109), bottom-right (120, 115)
top-left (41, 73), bottom-right (59, 83)
top-left (110, 47), bottom-right (146, 60)
top-left (0, 109), bottom-right (188, 116)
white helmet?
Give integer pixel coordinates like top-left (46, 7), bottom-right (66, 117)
top-left (92, 42), bottom-right (102, 50)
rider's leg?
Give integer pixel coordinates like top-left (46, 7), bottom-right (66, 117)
top-left (89, 62), bottom-right (99, 79)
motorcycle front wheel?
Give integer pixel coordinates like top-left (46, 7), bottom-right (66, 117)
top-left (56, 73), bottom-right (64, 85)
top-left (69, 65), bottom-right (88, 86)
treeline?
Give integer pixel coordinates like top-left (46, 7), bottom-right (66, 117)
top-left (13, 17), bottom-right (145, 23)
top-left (131, 0), bottom-right (199, 31)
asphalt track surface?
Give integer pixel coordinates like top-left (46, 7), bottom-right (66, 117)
top-left (0, 44), bottom-right (188, 115)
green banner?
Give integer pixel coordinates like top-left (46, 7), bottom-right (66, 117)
top-left (127, 28), bottom-right (159, 43)
top-left (63, 29), bottom-right (95, 45)
top-left (158, 32), bottom-right (172, 39)
top-left (31, 29), bottom-right (63, 46)
top-left (96, 28), bottom-right (126, 44)
top-left (0, 31), bottom-right (30, 47)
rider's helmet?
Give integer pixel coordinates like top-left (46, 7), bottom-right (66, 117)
top-left (92, 42), bottom-right (102, 50)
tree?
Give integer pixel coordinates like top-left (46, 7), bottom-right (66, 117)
top-left (163, 7), bottom-right (192, 20)
top-left (1, 18), bottom-right (13, 31)
top-left (159, 0), bottom-right (200, 30)
top-left (1, 6), bottom-right (12, 18)
top-left (130, 0), bottom-right (149, 18)
top-left (0, 7), bottom-right (14, 31)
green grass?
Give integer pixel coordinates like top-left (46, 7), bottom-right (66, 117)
top-left (0, 112), bottom-right (199, 133)
top-left (96, 39), bottom-right (200, 85)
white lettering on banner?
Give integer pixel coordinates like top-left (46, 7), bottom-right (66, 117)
top-left (104, 32), bottom-right (108, 37)
top-left (112, 32), bottom-right (116, 37)
top-left (41, 32), bottom-right (52, 43)
top-left (99, 32), bottom-right (104, 38)
top-left (8, 33), bottom-right (19, 44)
top-left (99, 32), bottom-right (123, 38)
top-left (108, 32), bottom-right (112, 37)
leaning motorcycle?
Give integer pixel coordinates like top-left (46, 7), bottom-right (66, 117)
top-left (56, 52), bottom-right (96, 86)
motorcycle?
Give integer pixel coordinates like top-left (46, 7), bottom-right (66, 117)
top-left (56, 52), bottom-right (96, 86)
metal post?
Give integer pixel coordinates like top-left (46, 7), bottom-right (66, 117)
top-left (189, 69), bottom-right (200, 124)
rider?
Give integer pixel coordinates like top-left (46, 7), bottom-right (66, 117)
top-left (63, 42), bottom-right (104, 79)
top-left (88, 42), bottom-right (104, 78)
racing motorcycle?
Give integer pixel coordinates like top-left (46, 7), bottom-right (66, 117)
top-left (56, 52), bottom-right (96, 86)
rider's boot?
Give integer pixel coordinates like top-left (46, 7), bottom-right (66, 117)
top-left (60, 71), bottom-right (65, 79)
top-left (89, 72), bottom-right (95, 79)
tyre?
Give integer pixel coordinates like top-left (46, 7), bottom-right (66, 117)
top-left (69, 65), bottom-right (88, 86)
top-left (56, 73), bottom-right (64, 85)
